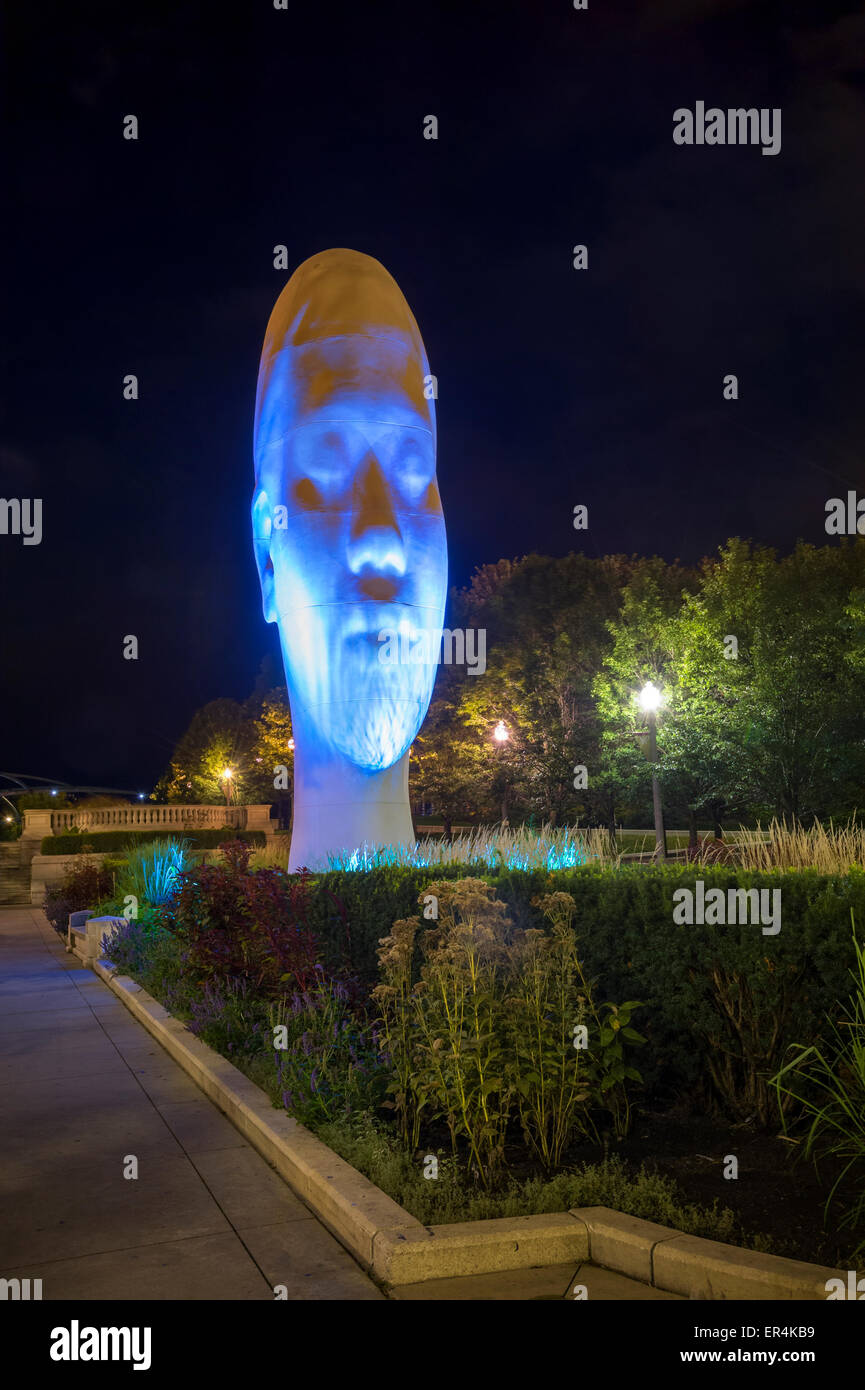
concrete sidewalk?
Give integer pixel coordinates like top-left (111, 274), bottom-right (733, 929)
top-left (0, 907), bottom-right (382, 1300)
top-left (390, 1263), bottom-right (682, 1299)
top-left (0, 908), bottom-right (679, 1302)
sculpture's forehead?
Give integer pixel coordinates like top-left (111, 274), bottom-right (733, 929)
top-left (287, 337), bottom-right (429, 419)
top-left (255, 337), bottom-right (434, 463)
top-left (255, 249), bottom-right (435, 460)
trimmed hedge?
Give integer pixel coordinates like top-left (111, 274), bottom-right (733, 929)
top-left (41, 829), bottom-right (267, 855)
top-left (309, 862), bottom-right (488, 979)
top-left (307, 864), bottom-right (862, 1110)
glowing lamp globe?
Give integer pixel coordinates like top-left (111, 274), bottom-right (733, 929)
top-left (638, 682), bottom-right (662, 713)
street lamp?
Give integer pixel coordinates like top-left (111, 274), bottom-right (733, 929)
top-left (282, 740), bottom-right (295, 834)
top-left (638, 682), bottom-right (667, 859)
top-left (492, 720), bottom-right (510, 825)
top-left (221, 768), bottom-right (233, 811)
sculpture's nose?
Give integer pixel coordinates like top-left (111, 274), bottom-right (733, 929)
top-left (347, 455), bottom-right (406, 595)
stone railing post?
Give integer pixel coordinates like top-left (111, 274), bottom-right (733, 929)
top-left (21, 810), bottom-right (53, 841)
top-left (244, 805), bottom-right (275, 837)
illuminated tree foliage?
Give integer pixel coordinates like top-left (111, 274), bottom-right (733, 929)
top-left (162, 540), bottom-right (865, 827)
top-left (155, 690), bottom-right (292, 805)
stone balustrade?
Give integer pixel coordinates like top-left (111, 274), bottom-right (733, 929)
top-left (21, 804), bottom-right (275, 839)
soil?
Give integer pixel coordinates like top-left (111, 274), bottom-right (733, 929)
top-left (415, 1102), bottom-right (861, 1267)
top-left (541, 1105), bottom-right (860, 1268)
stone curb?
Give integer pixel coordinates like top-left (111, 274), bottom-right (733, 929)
top-left (568, 1209), bottom-right (843, 1301)
top-left (87, 949), bottom-right (846, 1297)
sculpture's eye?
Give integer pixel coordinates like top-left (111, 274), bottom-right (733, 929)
top-left (401, 461), bottom-right (427, 491)
top-left (298, 429), bottom-right (350, 494)
top-left (397, 448), bottom-right (433, 498)
top-left (293, 477), bottom-right (323, 509)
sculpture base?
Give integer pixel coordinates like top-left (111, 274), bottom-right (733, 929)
top-left (288, 798), bottom-right (415, 872)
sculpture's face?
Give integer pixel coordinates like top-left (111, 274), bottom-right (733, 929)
top-left (252, 251), bottom-right (447, 770)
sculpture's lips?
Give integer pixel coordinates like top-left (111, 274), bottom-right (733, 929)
top-left (337, 603), bottom-right (441, 666)
top-left (359, 575), bottom-right (399, 601)
top-left (340, 602), bottom-right (419, 638)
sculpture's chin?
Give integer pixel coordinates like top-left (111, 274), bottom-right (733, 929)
top-left (286, 664), bottom-right (435, 770)
top-left (325, 701), bottom-right (422, 771)
top-left (279, 604), bottom-right (441, 769)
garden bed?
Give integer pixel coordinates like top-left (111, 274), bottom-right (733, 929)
top-left (86, 938), bottom-right (862, 1268)
top-left (49, 834), bottom-right (865, 1273)
top-left (559, 1109), bottom-right (855, 1269)
top-left (85, 950), bottom-right (845, 1296)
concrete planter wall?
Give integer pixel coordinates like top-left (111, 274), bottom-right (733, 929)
top-left (30, 852), bottom-right (110, 904)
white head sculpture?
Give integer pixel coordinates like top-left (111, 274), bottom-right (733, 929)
top-left (252, 249), bottom-right (447, 869)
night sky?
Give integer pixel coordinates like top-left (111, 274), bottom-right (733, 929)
top-left (3, 0), bottom-right (864, 790)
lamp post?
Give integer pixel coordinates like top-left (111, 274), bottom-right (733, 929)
top-left (221, 768), bottom-right (233, 811)
top-left (638, 682), bottom-right (667, 860)
top-left (492, 720), bottom-right (510, 826)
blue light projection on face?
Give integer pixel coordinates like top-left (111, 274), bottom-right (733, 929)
top-left (252, 249), bottom-right (447, 773)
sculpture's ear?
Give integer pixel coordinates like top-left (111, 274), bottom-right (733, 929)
top-left (251, 486), bottom-right (277, 624)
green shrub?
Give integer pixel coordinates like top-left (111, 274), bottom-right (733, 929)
top-left (307, 863), bottom-right (490, 979)
top-left (90, 897), bottom-right (125, 918)
top-left (41, 829), bottom-right (266, 855)
top-left (186, 977), bottom-right (272, 1061)
top-left (43, 858), bottom-right (118, 933)
top-left (512, 892), bottom-right (645, 1160)
top-left (373, 880), bottom-right (644, 1185)
top-left (311, 863), bottom-right (860, 1118)
top-left (100, 911), bottom-right (187, 1010)
top-left (101, 907), bottom-right (387, 1128)
top-left (161, 841), bottom-right (319, 996)
top-left (771, 912), bottom-right (865, 1260)
top-left (315, 1112), bottom-right (774, 1248)
top-left (266, 975), bottom-right (389, 1126)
